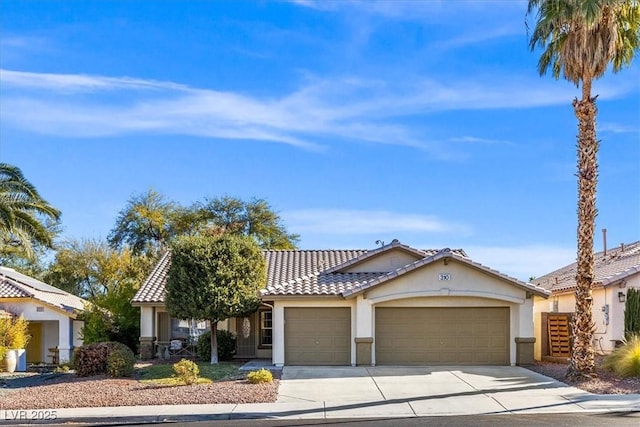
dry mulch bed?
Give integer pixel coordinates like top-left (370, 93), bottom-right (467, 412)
top-left (0, 363), bottom-right (280, 410)
top-left (526, 358), bottom-right (640, 394)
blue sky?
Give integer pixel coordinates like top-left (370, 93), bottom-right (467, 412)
top-left (1, 0), bottom-right (638, 281)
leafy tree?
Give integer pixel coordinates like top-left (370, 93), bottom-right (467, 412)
top-left (108, 189), bottom-right (189, 256)
top-left (195, 196), bottom-right (299, 249)
top-left (527, 0), bottom-right (639, 379)
top-left (0, 163), bottom-right (61, 260)
top-left (45, 239), bottom-right (152, 351)
top-left (165, 233), bottom-right (266, 364)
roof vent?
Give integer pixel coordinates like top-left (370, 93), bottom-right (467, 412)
top-left (391, 239), bottom-right (399, 244)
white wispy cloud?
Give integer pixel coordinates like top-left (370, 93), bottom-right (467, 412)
top-left (283, 209), bottom-right (469, 234)
top-left (1, 69), bottom-right (189, 92)
top-left (1, 69), bottom-right (636, 153)
top-left (287, 0), bottom-right (527, 21)
top-left (449, 136), bottom-right (514, 145)
top-left (599, 122), bottom-right (639, 134)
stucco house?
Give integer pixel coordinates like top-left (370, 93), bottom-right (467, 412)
top-left (0, 266), bottom-right (87, 364)
top-left (132, 240), bottom-right (549, 366)
top-left (532, 240), bottom-right (640, 361)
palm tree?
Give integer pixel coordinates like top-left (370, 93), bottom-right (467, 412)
top-left (0, 163), bottom-right (61, 258)
top-left (527, 0), bottom-right (639, 379)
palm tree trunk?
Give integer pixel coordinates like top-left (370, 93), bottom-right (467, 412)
top-left (567, 77), bottom-right (598, 380)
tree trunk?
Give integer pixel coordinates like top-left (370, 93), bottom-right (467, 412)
top-left (210, 321), bottom-right (219, 364)
top-left (567, 78), bottom-right (598, 381)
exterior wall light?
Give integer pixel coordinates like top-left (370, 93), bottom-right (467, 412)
top-left (618, 291), bottom-right (626, 303)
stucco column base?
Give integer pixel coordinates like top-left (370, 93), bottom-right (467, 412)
top-left (139, 336), bottom-right (155, 360)
top-left (355, 337), bottom-right (373, 366)
top-left (515, 337), bottom-right (536, 366)
top-left (57, 348), bottom-right (71, 364)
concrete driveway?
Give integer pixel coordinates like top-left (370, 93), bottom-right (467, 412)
top-left (276, 366), bottom-right (640, 417)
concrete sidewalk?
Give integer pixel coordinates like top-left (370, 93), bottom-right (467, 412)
top-left (1, 366), bottom-right (639, 424)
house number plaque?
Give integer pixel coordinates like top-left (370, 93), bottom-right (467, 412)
top-left (438, 273), bottom-right (451, 281)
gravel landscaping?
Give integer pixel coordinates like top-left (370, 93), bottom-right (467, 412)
top-left (0, 362), bottom-right (280, 410)
top-left (526, 359), bottom-right (640, 394)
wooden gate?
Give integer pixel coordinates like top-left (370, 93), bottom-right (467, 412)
top-left (547, 314), bottom-right (571, 357)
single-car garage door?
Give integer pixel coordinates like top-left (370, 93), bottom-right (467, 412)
top-left (285, 307), bottom-right (350, 365)
top-left (376, 307), bottom-right (509, 365)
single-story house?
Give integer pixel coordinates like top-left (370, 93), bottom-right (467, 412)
top-left (0, 266), bottom-right (87, 364)
top-left (132, 240), bottom-right (549, 366)
top-left (532, 240), bottom-right (640, 360)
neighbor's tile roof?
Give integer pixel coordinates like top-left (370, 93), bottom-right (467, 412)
top-left (132, 241), bottom-right (472, 303)
top-left (0, 266), bottom-right (88, 315)
top-left (534, 241), bottom-right (640, 294)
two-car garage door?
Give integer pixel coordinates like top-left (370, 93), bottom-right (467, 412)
top-left (283, 306), bottom-right (510, 366)
top-left (375, 307), bottom-right (510, 365)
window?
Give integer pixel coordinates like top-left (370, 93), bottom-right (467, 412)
top-left (259, 310), bottom-right (272, 347)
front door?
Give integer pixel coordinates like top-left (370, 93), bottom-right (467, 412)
top-left (26, 322), bottom-right (43, 363)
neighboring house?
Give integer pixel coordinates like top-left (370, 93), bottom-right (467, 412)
top-left (532, 241), bottom-right (640, 360)
top-left (0, 266), bottom-right (87, 364)
top-left (132, 240), bottom-right (549, 366)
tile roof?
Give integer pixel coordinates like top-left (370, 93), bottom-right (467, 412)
top-left (132, 240), bottom-right (540, 303)
top-left (132, 251), bottom-right (172, 304)
top-left (533, 241), bottom-right (640, 294)
top-left (0, 267), bottom-right (88, 315)
top-left (132, 249), bottom-right (368, 303)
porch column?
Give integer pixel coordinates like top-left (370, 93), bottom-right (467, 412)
top-left (139, 306), bottom-right (155, 360)
top-left (57, 319), bottom-right (71, 363)
top-left (354, 295), bottom-right (374, 366)
top-left (272, 303), bottom-right (285, 366)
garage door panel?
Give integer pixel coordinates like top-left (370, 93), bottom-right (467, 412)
top-left (375, 307), bottom-right (509, 365)
top-left (285, 307), bottom-right (350, 365)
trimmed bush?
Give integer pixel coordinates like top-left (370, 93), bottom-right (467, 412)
top-left (247, 368), bottom-right (273, 384)
top-left (107, 345), bottom-right (136, 377)
top-left (75, 341), bottom-right (136, 377)
top-left (197, 329), bottom-right (237, 362)
top-left (173, 358), bottom-right (199, 385)
top-left (602, 335), bottom-right (640, 378)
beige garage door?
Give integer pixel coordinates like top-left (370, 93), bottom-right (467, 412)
top-left (285, 307), bottom-right (350, 365)
top-left (376, 307), bottom-right (509, 365)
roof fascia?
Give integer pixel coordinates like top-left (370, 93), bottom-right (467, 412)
top-left (261, 294), bottom-right (346, 300)
top-left (0, 296), bottom-right (82, 318)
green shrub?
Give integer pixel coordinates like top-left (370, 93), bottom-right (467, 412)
top-left (625, 288), bottom-right (640, 339)
top-left (602, 335), bottom-right (640, 378)
top-left (75, 341), bottom-right (135, 377)
top-left (247, 368), bottom-right (273, 384)
top-left (197, 329), bottom-right (237, 362)
top-left (173, 358), bottom-right (199, 385)
top-left (107, 345), bottom-right (136, 377)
